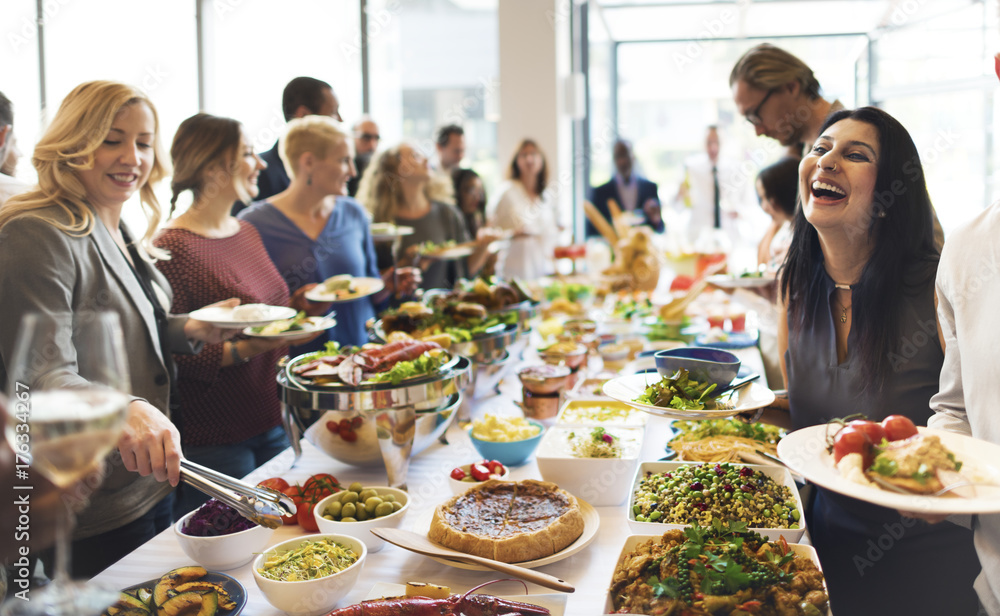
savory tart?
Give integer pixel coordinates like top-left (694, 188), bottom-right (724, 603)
top-left (428, 479), bottom-right (584, 563)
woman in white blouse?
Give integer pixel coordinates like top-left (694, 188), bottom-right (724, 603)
top-left (488, 139), bottom-right (559, 280)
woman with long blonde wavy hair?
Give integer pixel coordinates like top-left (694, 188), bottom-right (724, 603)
top-left (0, 81), bottom-right (236, 577)
top-left (357, 142), bottom-right (499, 289)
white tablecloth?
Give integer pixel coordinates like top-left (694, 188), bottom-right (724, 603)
top-left (92, 343), bottom-right (774, 615)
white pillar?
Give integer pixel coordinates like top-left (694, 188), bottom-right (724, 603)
top-left (497, 0), bottom-right (574, 233)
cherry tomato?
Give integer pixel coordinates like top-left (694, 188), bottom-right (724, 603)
top-left (848, 420), bottom-right (886, 446)
top-left (351, 416), bottom-right (363, 429)
top-left (257, 477), bottom-right (290, 492)
top-left (339, 428), bottom-right (358, 443)
top-left (339, 419), bottom-right (351, 431)
top-left (303, 473), bottom-right (340, 501)
top-left (485, 460), bottom-right (506, 475)
top-left (279, 485), bottom-right (303, 525)
top-left (833, 426), bottom-right (871, 465)
top-left (297, 500), bottom-right (319, 532)
top-left (881, 415), bottom-right (918, 441)
top-left (450, 467), bottom-right (467, 481)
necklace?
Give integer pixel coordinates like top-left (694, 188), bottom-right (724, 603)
top-left (834, 288), bottom-right (852, 324)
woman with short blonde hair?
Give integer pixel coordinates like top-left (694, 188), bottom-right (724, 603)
top-left (239, 116), bottom-right (414, 347)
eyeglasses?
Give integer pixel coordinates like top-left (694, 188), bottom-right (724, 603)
top-left (358, 132), bottom-right (380, 142)
top-left (745, 88), bottom-right (777, 126)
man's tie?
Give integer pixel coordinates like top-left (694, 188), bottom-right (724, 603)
top-left (712, 165), bottom-right (721, 229)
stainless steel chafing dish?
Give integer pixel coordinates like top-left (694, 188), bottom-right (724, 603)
top-left (278, 354), bottom-right (473, 489)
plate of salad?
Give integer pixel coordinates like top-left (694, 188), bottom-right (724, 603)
top-left (602, 371), bottom-right (775, 419)
top-left (417, 240), bottom-right (475, 260)
top-left (243, 312), bottom-right (337, 339)
top-left (288, 340), bottom-right (461, 388)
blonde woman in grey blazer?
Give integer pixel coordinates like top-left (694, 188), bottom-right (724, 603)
top-left (0, 81), bottom-right (235, 577)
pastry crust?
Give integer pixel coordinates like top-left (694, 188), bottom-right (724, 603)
top-left (428, 479), bottom-right (585, 563)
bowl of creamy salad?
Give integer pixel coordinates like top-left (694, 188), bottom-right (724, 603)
top-left (536, 425), bottom-right (645, 506)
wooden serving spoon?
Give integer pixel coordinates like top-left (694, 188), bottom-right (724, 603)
top-left (369, 528), bottom-right (575, 593)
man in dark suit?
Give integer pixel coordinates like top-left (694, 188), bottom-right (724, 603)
top-left (233, 77), bottom-right (342, 214)
top-left (587, 139), bottom-right (663, 238)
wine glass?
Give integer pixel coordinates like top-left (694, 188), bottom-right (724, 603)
top-left (1, 312), bottom-right (131, 616)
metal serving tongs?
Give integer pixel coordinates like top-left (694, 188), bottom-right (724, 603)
top-left (179, 459), bottom-right (297, 529)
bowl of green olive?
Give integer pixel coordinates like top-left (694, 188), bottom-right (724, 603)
top-left (313, 483), bottom-right (409, 553)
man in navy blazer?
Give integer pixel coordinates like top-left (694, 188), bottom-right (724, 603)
top-left (587, 139), bottom-right (664, 238)
top-left (234, 77), bottom-right (342, 214)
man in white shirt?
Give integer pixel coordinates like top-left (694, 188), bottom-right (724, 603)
top-left (0, 91), bottom-right (28, 208)
top-left (927, 201), bottom-right (1000, 616)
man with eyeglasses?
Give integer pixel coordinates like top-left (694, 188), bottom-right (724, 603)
top-left (348, 115), bottom-right (380, 197)
top-left (730, 43), bottom-right (843, 158)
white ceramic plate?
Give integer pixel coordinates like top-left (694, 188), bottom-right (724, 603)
top-left (706, 273), bottom-right (776, 289)
top-left (603, 536), bottom-right (830, 615)
top-left (189, 304), bottom-right (296, 328)
top-left (413, 498), bottom-right (599, 571)
top-left (778, 425), bottom-right (1000, 514)
top-left (242, 316), bottom-right (337, 339)
top-left (420, 245), bottom-right (475, 260)
top-left (364, 582), bottom-right (567, 614)
top-left (371, 225), bottom-right (414, 241)
top-left (602, 373), bottom-right (776, 419)
top-left (305, 276), bottom-right (385, 303)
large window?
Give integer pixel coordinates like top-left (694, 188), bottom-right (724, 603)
top-left (367, 0), bottom-right (499, 195)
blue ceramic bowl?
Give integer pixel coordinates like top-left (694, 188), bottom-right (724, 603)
top-left (468, 420), bottom-right (545, 467)
top-left (653, 347), bottom-right (741, 389)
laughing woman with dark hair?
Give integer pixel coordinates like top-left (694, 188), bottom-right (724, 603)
top-left (778, 107), bottom-right (979, 615)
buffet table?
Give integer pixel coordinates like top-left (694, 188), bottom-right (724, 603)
top-left (92, 344), bottom-right (772, 615)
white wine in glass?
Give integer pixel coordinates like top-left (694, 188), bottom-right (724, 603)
top-left (2, 312), bottom-right (131, 616)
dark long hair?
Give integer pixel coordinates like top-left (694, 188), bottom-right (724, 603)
top-left (509, 138), bottom-right (548, 195)
top-left (757, 156), bottom-right (799, 219)
top-left (451, 167), bottom-right (487, 237)
top-left (779, 106), bottom-right (939, 395)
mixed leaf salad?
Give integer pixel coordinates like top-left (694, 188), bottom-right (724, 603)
top-left (634, 369), bottom-right (729, 411)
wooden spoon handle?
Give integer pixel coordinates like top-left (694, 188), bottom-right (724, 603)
top-left (453, 554), bottom-right (575, 593)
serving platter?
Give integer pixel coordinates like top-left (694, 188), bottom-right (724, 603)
top-left (363, 582), bottom-right (567, 615)
top-left (287, 350), bottom-right (462, 389)
top-left (778, 425), bottom-right (1000, 514)
top-left (243, 316), bottom-right (337, 339)
top-left (603, 536), bottom-right (829, 616)
top-left (305, 276), bottom-right (385, 303)
top-left (602, 373), bottom-right (775, 419)
top-left (419, 244), bottom-right (476, 260)
top-left (412, 498), bottom-right (599, 571)
top-left (121, 571), bottom-right (247, 616)
top-left (189, 305), bottom-right (296, 328)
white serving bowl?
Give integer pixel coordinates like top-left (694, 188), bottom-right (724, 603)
top-left (535, 426), bottom-right (644, 506)
top-left (252, 534), bottom-right (366, 616)
top-left (554, 399), bottom-right (649, 430)
top-left (603, 534), bottom-right (830, 615)
top-left (313, 487), bottom-right (409, 553)
top-left (172, 509), bottom-right (275, 571)
top-left (626, 461), bottom-right (805, 542)
top-left (448, 461), bottom-right (511, 495)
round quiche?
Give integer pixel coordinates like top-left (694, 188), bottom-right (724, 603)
top-left (428, 478), bottom-right (585, 563)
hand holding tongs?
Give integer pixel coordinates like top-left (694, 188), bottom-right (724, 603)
top-left (179, 459), bottom-right (297, 529)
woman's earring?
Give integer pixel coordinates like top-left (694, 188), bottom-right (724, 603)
top-left (878, 210), bottom-right (887, 218)
top-left (307, 174), bottom-right (312, 186)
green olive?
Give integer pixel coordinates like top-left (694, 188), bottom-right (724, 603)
top-left (341, 491), bottom-right (359, 504)
top-left (340, 517), bottom-right (357, 523)
top-left (341, 502), bottom-right (357, 518)
top-left (375, 502), bottom-right (394, 517)
top-left (359, 489), bottom-right (378, 502)
top-left (391, 501), bottom-right (404, 512)
top-left (348, 481), bottom-right (364, 493)
top-left (325, 501), bottom-right (343, 518)
top-left (382, 494), bottom-right (395, 503)
top-left (365, 496), bottom-right (383, 514)
top-left (355, 505), bottom-right (369, 521)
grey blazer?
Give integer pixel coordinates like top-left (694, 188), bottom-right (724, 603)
top-left (0, 205), bottom-right (197, 539)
